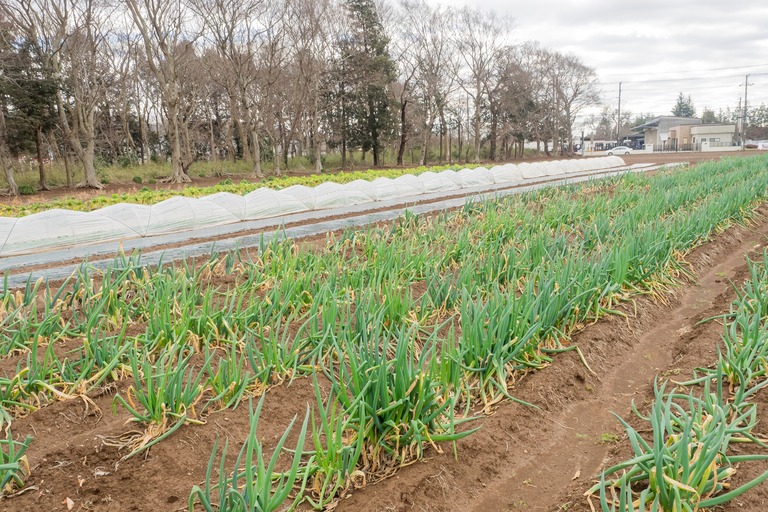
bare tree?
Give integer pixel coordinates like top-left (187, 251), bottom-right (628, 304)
top-left (287, 0), bottom-right (333, 173)
top-left (125, 0), bottom-right (199, 183)
top-left (391, 1), bottom-right (425, 165)
top-left (550, 52), bottom-right (599, 155)
top-left (399, 0), bottom-right (457, 165)
top-left (193, 0), bottom-right (280, 177)
top-left (454, 7), bottom-right (511, 163)
top-left (2, 0), bottom-right (110, 188)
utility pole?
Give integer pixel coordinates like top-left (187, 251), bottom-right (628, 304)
top-left (616, 81), bottom-right (622, 145)
top-left (740, 74), bottom-right (753, 150)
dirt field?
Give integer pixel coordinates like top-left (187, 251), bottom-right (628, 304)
top-left (334, 206), bottom-right (768, 512)
top-left (2, 154), bottom-right (768, 512)
top-left (1, 204), bottom-right (767, 511)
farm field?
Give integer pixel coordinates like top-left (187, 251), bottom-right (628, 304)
top-left (0, 151), bottom-right (747, 215)
top-left (0, 155), bottom-right (768, 511)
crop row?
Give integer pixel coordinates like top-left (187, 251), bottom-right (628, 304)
top-left (590, 251), bottom-right (768, 511)
top-left (0, 162), bottom-right (485, 218)
top-left (0, 155), bottom-right (766, 509)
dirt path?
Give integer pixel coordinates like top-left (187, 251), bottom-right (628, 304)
top-left (337, 213), bottom-right (768, 512)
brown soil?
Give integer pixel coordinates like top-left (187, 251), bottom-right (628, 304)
top-left (2, 167), bottom-right (768, 512)
top-left (333, 212), bottom-right (768, 512)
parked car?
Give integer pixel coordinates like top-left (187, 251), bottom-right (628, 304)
top-left (607, 146), bottom-right (632, 155)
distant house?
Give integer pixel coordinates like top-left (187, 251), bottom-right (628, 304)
top-left (690, 124), bottom-right (737, 148)
top-left (632, 116), bottom-right (702, 151)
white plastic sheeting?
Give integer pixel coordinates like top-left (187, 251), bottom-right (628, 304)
top-left (0, 156), bottom-right (626, 256)
top-left (243, 188), bottom-right (307, 220)
top-left (281, 185), bottom-right (317, 210)
top-left (145, 197), bottom-right (241, 236)
top-left (94, 204), bottom-right (152, 237)
top-left (490, 164), bottom-right (524, 183)
top-left (1, 209), bottom-right (138, 256)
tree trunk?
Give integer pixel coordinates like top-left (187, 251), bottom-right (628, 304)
top-left (79, 140), bottom-right (101, 188)
top-left (80, 110), bottom-right (103, 188)
top-left (180, 107), bottom-right (195, 174)
top-left (437, 104), bottom-right (447, 164)
top-left (64, 148), bottom-right (72, 188)
top-left (489, 108), bottom-right (498, 161)
top-left (49, 132), bottom-right (72, 189)
top-left (35, 127), bottom-right (49, 190)
top-left (208, 117), bottom-right (218, 162)
top-left (224, 119), bottom-right (237, 163)
top-left (250, 121), bottom-right (262, 177)
top-left (341, 137), bottom-right (347, 170)
top-left (421, 117), bottom-right (433, 166)
top-left (1, 158), bottom-right (17, 196)
top-left (565, 111), bottom-right (574, 156)
top-left (139, 106), bottom-right (150, 164)
top-left (54, 90), bottom-right (102, 188)
top-left (457, 118), bottom-right (462, 161)
top-left (312, 106), bottom-right (322, 174)
top-left (397, 99), bottom-right (408, 166)
top-left (165, 96), bottom-right (191, 183)
top-left (278, 115), bottom-right (288, 171)
top-left (233, 95), bottom-right (249, 163)
top-left (473, 88), bottom-right (481, 163)
top-left (0, 109), bottom-right (17, 196)
top-left (273, 142), bottom-right (281, 175)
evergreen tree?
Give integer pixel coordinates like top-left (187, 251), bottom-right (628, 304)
top-left (671, 92), bottom-right (696, 117)
top-left (632, 113), bottom-right (656, 127)
top-left (701, 107), bottom-right (716, 123)
top-left (0, 33), bottom-right (58, 189)
top-left (336, 0), bottom-right (396, 166)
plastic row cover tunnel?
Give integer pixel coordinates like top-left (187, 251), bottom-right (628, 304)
top-left (0, 156), bottom-right (626, 256)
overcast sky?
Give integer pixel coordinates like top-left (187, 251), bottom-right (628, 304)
top-left (434, 0), bottom-right (768, 121)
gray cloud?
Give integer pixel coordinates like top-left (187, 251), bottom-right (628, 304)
top-left (435, 0), bottom-right (768, 114)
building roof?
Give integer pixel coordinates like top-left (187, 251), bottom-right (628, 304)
top-left (632, 116), bottom-right (702, 132)
top-left (690, 123), bottom-right (736, 128)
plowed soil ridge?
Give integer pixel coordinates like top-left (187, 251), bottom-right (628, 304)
top-left (336, 213), bottom-right (768, 512)
top-left (2, 205), bottom-right (768, 511)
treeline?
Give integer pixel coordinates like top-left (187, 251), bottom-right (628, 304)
top-left (0, 0), bottom-right (599, 194)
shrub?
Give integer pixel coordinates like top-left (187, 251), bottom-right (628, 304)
top-left (132, 176), bottom-right (143, 184)
top-left (118, 151), bottom-right (139, 168)
top-left (18, 185), bottom-right (35, 196)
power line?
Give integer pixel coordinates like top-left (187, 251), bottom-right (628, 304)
top-left (598, 63), bottom-right (768, 78)
top-left (599, 71), bottom-right (768, 86)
